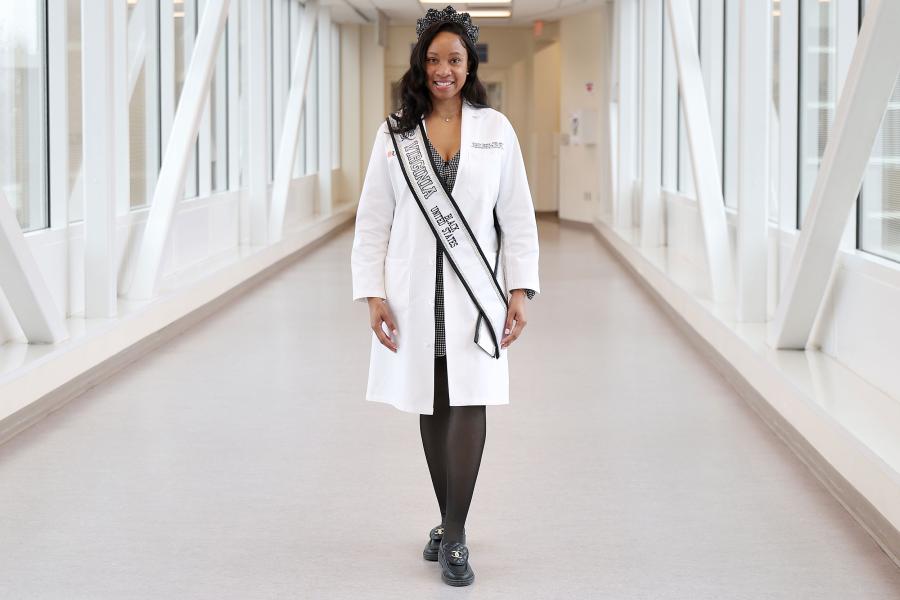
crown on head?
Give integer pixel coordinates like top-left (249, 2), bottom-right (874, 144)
top-left (416, 5), bottom-right (480, 45)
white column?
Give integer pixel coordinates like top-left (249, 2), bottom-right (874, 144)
top-left (317, 6), bottom-right (333, 215)
top-left (771, 0), bottom-right (900, 349)
top-left (125, 0), bottom-right (230, 300)
top-left (639, 0), bottom-right (662, 247)
top-left (664, 0), bottom-right (733, 301)
top-left (735, 0), bottom-right (771, 322)
top-left (81, 0), bottom-right (118, 318)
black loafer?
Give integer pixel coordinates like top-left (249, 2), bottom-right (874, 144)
top-left (438, 540), bottom-right (475, 586)
top-left (422, 524), bottom-right (444, 561)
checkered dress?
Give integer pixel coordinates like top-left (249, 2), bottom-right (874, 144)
top-left (424, 137), bottom-right (535, 357)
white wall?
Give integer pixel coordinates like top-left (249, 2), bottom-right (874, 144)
top-left (558, 8), bottom-right (613, 223)
top-left (531, 41), bottom-right (561, 212)
top-left (360, 24), bottom-right (386, 184)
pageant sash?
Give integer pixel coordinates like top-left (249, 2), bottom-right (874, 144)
top-left (385, 116), bottom-right (508, 359)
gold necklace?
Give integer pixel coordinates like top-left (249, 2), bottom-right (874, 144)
top-left (434, 110), bottom-right (461, 123)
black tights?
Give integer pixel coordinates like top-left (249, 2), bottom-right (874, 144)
top-left (419, 355), bottom-right (486, 545)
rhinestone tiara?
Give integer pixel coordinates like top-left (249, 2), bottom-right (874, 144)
top-left (416, 5), bottom-right (480, 45)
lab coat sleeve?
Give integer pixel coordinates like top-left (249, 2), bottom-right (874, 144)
top-left (496, 116), bottom-right (540, 295)
top-left (351, 123), bottom-right (395, 303)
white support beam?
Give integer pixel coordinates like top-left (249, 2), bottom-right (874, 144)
top-left (125, 0), bottom-right (230, 300)
top-left (615, 0), bottom-right (639, 230)
top-left (664, 0), bottom-right (733, 301)
top-left (317, 6), bottom-right (333, 216)
top-left (268, 2), bottom-right (318, 243)
top-left (771, 0), bottom-right (900, 349)
top-left (246, 0), bottom-right (269, 246)
top-left (82, 0), bottom-right (118, 318)
top-left (735, 0), bottom-right (770, 322)
top-left (0, 193), bottom-right (67, 344)
top-left (639, 0), bottom-right (662, 247)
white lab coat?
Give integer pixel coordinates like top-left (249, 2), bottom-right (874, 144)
top-left (351, 101), bottom-right (540, 415)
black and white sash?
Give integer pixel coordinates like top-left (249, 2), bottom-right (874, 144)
top-left (386, 116), bottom-right (508, 359)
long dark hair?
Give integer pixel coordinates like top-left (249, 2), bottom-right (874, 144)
top-left (392, 22), bottom-right (490, 133)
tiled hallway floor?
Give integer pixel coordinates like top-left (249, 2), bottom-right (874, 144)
top-left (1, 218), bottom-right (899, 599)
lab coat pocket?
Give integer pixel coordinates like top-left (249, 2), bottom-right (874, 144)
top-left (384, 257), bottom-right (411, 309)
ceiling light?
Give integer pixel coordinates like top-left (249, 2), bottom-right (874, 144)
top-left (467, 9), bottom-right (512, 18)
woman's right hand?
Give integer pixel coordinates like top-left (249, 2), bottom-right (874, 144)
top-left (368, 297), bottom-right (398, 352)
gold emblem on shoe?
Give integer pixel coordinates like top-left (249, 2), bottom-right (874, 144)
top-left (436, 528), bottom-right (444, 535)
top-left (450, 550), bottom-right (463, 559)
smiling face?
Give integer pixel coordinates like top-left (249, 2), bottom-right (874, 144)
top-left (424, 31), bottom-right (468, 102)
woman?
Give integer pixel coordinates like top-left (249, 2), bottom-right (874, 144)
top-left (350, 5), bottom-right (540, 587)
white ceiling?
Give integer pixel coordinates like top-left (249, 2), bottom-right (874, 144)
top-left (325, 0), bottom-right (608, 27)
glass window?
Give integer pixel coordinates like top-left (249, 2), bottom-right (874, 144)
top-left (129, 0), bottom-right (161, 208)
top-left (289, 0), bottom-right (306, 178)
top-left (129, 35), bottom-right (149, 207)
top-left (676, 0), bottom-right (698, 197)
top-left (331, 22), bottom-right (340, 170)
top-left (798, 0), bottom-right (837, 225)
top-left (238, 0), bottom-right (247, 188)
top-left (305, 32), bottom-right (318, 175)
top-left (859, 75), bottom-right (900, 262)
top-left (661, 4), bottom-right (677, 190)
top-left (175, 0), bottom-right (199, 198)
top-left (723, 0), bottom-right (739, 208)
top-left (0, 0), bottom-right (49, 232)
top-left (769, 1), bottom-right (781, 222)
top-left (211, 23), bottom-right (228, 192)
top-left (67, 0), bottom-right (83, 223)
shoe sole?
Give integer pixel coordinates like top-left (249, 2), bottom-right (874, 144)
top-left (441, 571), bottom-right (474, 586)
top-left (423, 550), bottom-right (438, 561)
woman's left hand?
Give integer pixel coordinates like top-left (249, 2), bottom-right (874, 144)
top-left (500, 289), bottom-right (528, 349)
